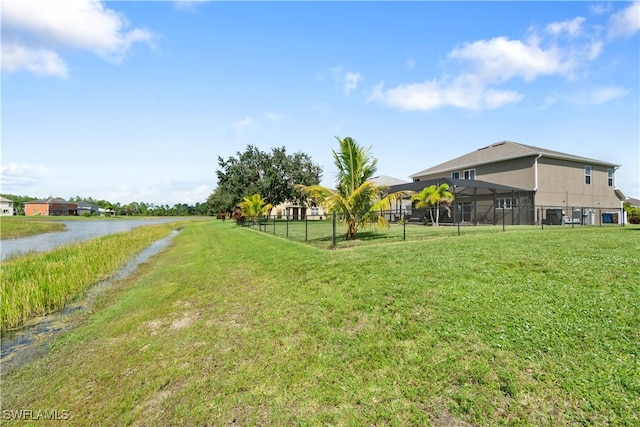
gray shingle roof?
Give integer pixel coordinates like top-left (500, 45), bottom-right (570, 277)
top-left (369, 175), bottom-right (410, 186)
top-left (411, 141), bottom-right (620, 177)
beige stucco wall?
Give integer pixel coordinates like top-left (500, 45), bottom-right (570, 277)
top-left (413, 155), bottom-right (620, 210)
top-left (473, 157), bottom-right (536, 190)
top-left (413, 156), bottom-right (536, 189)
top-left (536, 158), bottom-right (620, 208)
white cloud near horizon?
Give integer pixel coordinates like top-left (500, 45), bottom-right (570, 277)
top-left (1, 163), bottom-right (50, 188)
top-left (369, 7), bottom-right (634, 112)
top-left (1, 0), bottom-right (154, 77)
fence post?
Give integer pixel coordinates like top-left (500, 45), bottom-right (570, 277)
top-left (286, 213), bottom-right (289, 237)
top-left (305, 215), bottom-right (308, 242)
top-left (541, 207), bottom-right (544, 230)
top-left (403, 211), bottom-right (406, 241)
top-left (332, 212), bottom-right (337, 249)
top-left (502, 205), bottom-right (505, 231)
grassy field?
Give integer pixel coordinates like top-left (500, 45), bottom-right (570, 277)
top-left (0, 216), bottom-right (66, 239)
top-left (2, 221), bottom-right (638, 425)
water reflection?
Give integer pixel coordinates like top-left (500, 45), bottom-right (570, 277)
top-left (1, 218), bottom-right (181, 260)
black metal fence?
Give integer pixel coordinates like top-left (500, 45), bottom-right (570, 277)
top-left (240, 204), bottom-right (627, 248)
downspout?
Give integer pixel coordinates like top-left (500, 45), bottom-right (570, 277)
top-left (534, 154), bottom-right (542, 224)
top-left (533, 154), bottom-right (542, 192)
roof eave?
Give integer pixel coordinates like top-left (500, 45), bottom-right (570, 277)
top-left (411, 151), bottom-right (620, 178)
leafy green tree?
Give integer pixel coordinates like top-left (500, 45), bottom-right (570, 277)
top-left (624, 202), bottom-right (640, 224)
top-left (207, 186), bottom-right (237, 215)
top-left (411, 183), bottom-right (454, 226)
top-left (297, 136), bottom-right (406, 240)
top-left (211, 145), bottom-right (322, 213)
top-left (239, 193), bottom-right (272, 225)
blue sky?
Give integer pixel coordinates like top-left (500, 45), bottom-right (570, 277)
top-left (2, 1), bottom-right (639, 205)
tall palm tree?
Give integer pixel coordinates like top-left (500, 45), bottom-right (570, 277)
top-left (239, 193), bottom-right (272, 225)
top-left (297, 136), bottom-right (406, 240)
top-left (411, 183), bottom-right (454, 226)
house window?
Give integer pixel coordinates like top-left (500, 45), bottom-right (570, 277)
top-left (463, 169), bottom-right (476, 180)
top-left (451, 172), bottom-right (460, 179)
top-left (585, 165), bottom-right (591, 185)
top-left (496, 198), bottom-right (513, 209)
top-left (414, 178), bottom-right (420, 182)
top-left (607, 169), bottom-right (613, 187)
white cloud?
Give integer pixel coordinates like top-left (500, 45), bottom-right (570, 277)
top-left (369, 77), bottom-right (523, 111)
top-left (546, 17), bottom-right (586, 37)
top-left (1, 0), bottom-right (154, 77)
top-left (589, 3), bottom-right (611, 16)
top-left (588, 86), bottom-right (629, 105)
top-left (343, 72), bottom-right (363, 94)
top-left (542, 94), bottom-right (558, 108)
top-left (174, 0), bottom-right (209, 11)
top-left (1, 44), bottom-right (68, 78)
top-left (169, 184), bottom-right (212, 205)
top-left (234, 117), bottom-right (255, 134)
top-left (264, 112), bottom-right (286, 122)
top-left (607, 2), bottom-right (640, 39)
top-left (370, 9), bottom-right (630, 112)
top-left (1, 163), bottom-right (50, 187)
top-left (449, 36), bottom-right (572, 82)
top-left (330, 66), bottom-right (363, 94)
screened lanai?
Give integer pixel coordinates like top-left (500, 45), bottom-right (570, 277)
top-left (387, 178), bottom-right (535, 226)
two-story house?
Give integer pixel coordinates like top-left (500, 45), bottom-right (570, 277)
top-left (0, 196), bottom-right (15, 216)
top-left (25, 198), bottom-right (79, 216)
top-left (394, 141), bottom-right (625, 225)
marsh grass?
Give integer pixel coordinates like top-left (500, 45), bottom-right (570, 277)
top-left (0, 221), bottom-right (187, 330)
top-left (0, 216), bottom-right (66, 239)
top-left (2, 221), bottom-right (639, 425)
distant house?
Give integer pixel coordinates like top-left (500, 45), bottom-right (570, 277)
top-left (77, 201), bottom-right (100, 216)
top-left (25, 198), bottom-right (78, 216)
top-left (0, 196), bottom-right (15, 216)
top-left (271, 201), bottom-right (329, 220)
top-left (393, 141), bottom-right (625, 225)
top-left (99, 207), bottom-right (116, 216)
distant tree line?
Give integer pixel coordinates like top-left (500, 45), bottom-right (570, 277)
top-left (2, 145), bottom-right (322, 218)
top-left (1, 194), bottom-right (211, 216)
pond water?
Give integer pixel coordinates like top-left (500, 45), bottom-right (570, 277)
top-left (1, 218), bottom-right (183, 260)
top-left (0, 229), bottom-right (181, 372)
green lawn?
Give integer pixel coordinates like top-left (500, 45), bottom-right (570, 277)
top-left (2, 221), bottom-right (638, 426)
